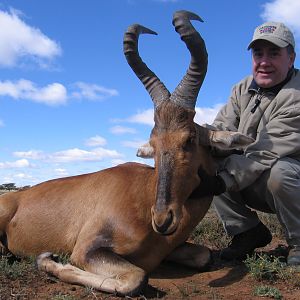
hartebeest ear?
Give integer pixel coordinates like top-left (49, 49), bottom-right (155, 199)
top-left (208, 130), bottom-right (254, 150)
top-left (136, 142), bottom-right (155, 158)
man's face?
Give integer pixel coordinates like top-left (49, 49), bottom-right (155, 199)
top-left (251, 40), bottom-right (295, 88)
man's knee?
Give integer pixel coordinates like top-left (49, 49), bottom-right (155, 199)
top-left (267, 159), bottom-right (299, 195)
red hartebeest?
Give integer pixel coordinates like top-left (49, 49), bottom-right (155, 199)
top-left (0, 11), bottom-right (253, 296)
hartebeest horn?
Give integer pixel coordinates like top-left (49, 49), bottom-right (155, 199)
top-left (170, 10), bottom-right (208, 110)
top-left (124, 24), bottom-right (171, 107)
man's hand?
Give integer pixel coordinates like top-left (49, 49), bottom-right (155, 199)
top-left (190, 168), bottom-right (226, 198)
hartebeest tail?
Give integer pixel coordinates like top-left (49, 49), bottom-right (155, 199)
top-left (0, 10), bottom-right (253, 296)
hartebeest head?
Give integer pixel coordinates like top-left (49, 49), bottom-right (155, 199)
top-left (124, 10), bottom-right (210, 235)
top-left (124, 11), bottom-right (219, 235)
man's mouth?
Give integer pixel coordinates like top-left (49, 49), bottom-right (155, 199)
top-left (258, 70), bottom-right (272, 75)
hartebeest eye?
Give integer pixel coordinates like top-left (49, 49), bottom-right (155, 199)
top-left (182, 135), bottom-right (196, 151)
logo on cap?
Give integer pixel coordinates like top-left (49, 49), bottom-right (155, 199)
top-left (259, 25), bottom-right (277, 35)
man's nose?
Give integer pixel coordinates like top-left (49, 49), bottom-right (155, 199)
top-left (259, 54), bottom-right (271, 65)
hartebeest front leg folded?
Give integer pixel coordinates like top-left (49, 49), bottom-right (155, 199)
top-left (164, 242), bottom-right (211, 270)
top-left (37, 251), bottom-right (147, 296)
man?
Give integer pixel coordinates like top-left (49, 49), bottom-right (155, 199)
top-left (200, 21), bottom-right (300, 265)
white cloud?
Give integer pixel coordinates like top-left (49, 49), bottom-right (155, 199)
top-left (195, 104), bottom-right (223, 125)
top-left (110, 125), bottom-right (137, 135)
top-left (261, 0), bottom-right (300, 36)
top-left (0, 79), bottom-right (120, 106)
top-left (127, 109), bottom-right (154, 126)
top-left (121, 139), bottom-right (148, 149)
top-left (0, 159), bottom-right (31, 169)
top-left (14, 173), bottom-right (34, 180)
top-left (0, 79), bottom-right (67, 105)
top-left (0, 171), bottom-right (38, 186)
top-left (49, 147), bottom-right (122, 163)
top-left (13, 145), bottom-right (123, 164)
top-left (122, 104), bottom-right (221, 127)
top-left (111, 159), bottom-right (127, 166)
top-left (54, 168), bottom-right (69, 176)
top-left (13, 150), bottom-right (45, 160)
top-left (71, 82), bottom-right (119, 101)
top-left (85, 135), bottom-right (107, 147)
top-left (0, 8), bottom-right (61, 68)
top-left (13, 146), bottom-right (122, 164)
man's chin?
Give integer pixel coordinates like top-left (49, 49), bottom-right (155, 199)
top-left (254, 77), bottom-right (275, 89)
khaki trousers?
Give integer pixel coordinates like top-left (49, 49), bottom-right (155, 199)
top-left (213, 157), bottom-right (300, 246)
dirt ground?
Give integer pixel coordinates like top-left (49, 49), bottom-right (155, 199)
top-left (1, 238), bottom-right (300, 300)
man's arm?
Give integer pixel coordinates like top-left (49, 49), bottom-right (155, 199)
top-left (219, 106), bottom-right (300, 191)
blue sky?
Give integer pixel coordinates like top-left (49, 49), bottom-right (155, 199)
top-left (1, 0), bottom-right (300, 186)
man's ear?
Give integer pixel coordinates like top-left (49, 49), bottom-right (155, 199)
top-left (289, 52), bottom-right (296, 68)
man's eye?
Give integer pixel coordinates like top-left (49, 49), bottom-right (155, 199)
top-left (270, 51), bottom-right (280, 57)
top-left (253, 51), bottom-right (262, 57)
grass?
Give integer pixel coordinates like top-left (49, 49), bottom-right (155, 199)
top-left (244, 253), bottom-right (287, 281)
top-left (0, 252), bottom-right (72, 282)
top-left (245, 252), bottom-right (300, 289)
top-left (253, 285), bottom-right (282, 299)
top-left (192, 207), bottom-right (299, 299)
top-left (0, 254), bottom-right (35, 280)
top-left (53, 252), bottom-right (71, 264)
top-left (51, 293), bottom-right (77, 300)
top-left (191, 207), bottom-right (285, 250)
top-left (191, 208), bottom-right (231, 249)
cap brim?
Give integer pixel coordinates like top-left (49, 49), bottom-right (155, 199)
top-left (247, 36), bottom-right (289, 50)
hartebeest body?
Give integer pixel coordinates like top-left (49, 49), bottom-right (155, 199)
top-left (0, 11), bottom-right (253, 296)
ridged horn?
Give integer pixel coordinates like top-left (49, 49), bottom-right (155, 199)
top-left (123, 24), bottom-right (170, 107)
top-left (170, 10), bottom-right (208, 109)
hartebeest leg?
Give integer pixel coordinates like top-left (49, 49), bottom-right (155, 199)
top-left (0, 195), bottom-right (17, 256)
top-left (165, 242), bottom-right (211, 270)
top-left (37, 251), bottom-right (147, 296)
top-left (0, 241), bottom-right (6, 255)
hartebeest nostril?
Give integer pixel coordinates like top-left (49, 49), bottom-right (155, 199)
top-left (153, 210), bottom-right (174, 234)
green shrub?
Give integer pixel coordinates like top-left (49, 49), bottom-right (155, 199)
top-left (51, 293), bottom-right (76, 300)
top-left (245, 253), bottom-right (287, 281)
top-left (254, 285), bottom-right (282, 299)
